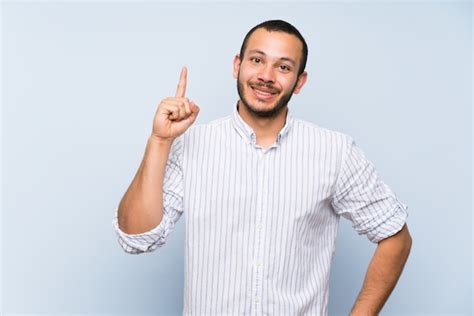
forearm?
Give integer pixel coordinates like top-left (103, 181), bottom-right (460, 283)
top-left (350, 224), bottom-right (412, 315)
top-left (117, 135), bottom-right (173, 234)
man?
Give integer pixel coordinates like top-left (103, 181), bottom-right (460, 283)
top-left (113, 20), bottom-right (412, 315)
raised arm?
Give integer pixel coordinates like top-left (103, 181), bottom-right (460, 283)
top-left (117, 67), bottom-right (200, 234)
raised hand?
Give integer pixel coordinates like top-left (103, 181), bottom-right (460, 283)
top-left (151, 67), bottom-right (200, 141)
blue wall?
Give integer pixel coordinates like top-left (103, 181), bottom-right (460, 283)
top-left (2, 2), bottom-right (472, 315)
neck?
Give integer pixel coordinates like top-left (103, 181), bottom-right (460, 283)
top-left (237, 100), bottom-right (288, 148)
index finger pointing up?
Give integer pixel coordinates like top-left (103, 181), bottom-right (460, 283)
top-left (175, 66), bottom-right (187, 97)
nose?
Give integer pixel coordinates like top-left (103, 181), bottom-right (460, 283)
top-left (257, 64), bottom-right (275, 83)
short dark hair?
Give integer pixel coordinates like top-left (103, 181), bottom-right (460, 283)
top-left (239, 20), bottom-right (308, 76)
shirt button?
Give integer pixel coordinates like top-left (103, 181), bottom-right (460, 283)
top-left (256, 261), bottom-right (262, 267)
top-left (256, 224), bottom-right (263, 231)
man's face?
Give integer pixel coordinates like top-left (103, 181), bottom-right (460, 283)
top-left (233, 28), bottom-right (307, 118)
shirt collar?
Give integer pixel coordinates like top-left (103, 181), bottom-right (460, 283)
top-left (231, 102), bottom-right (294, 146)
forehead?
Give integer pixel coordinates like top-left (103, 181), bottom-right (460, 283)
top-left (244, 28), bottom-right (303, 61)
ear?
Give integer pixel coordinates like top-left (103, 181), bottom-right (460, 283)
top-left (293, 71), bottom-right (308, 94)
top-left (233, 54), bottom-right (241, 79)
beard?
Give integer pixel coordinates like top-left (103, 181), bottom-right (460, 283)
top-left (237, 74), bottom-right (297, 118)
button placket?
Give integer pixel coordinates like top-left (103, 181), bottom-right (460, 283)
top-left (251, 151), bottom-right (269, 315)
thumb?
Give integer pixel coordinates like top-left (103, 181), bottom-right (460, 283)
top-left (185, 102), bottom-right (200, 123)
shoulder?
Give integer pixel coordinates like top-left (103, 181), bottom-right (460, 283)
top-left (189, 115), bottom-right (232, 132)
top-left (182, 115), bottom-right (233, 143)
top-left (290, 117), bottom-right (353, 146)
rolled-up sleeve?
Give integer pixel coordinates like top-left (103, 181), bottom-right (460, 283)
top-left (112, 136), bottom-right (185, 254)
top-left (331, 137), bottom-right (408, 243)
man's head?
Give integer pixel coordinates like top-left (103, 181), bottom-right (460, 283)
top-left (239, 20), bottom-right (308, 76)
top-left (233, 20), bottom-right (308, 118)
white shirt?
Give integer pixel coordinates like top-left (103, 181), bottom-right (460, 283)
top-left (112, 105), bottom-right (408, 315)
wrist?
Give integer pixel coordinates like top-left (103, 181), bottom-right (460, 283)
top-left (148, 134), bottom-right (175, 146)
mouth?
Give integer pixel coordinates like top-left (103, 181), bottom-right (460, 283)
top-left (250, 85), bottom-right (279, 102)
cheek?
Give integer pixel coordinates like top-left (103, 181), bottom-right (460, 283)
top-left (238, 73), bottom-right (253, 87)
top-left (284, 77), bottom-right (299, 90)
top-left (277, 80), bottom-right (292, 92)
top-left (239, 65), bottom-right (259, 80)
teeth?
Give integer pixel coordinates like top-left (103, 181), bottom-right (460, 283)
top-left (253, 88), bottom-right (273, 96)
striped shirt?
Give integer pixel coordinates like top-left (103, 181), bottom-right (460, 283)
top-left (113, 104), bottom-right (408, 315)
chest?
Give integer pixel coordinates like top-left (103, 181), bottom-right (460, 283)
top-left (182, 136), bottom-right (339, 225)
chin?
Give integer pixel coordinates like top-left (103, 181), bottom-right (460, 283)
top-left (252, 100), bottom-right (278, 111)
top-left (243, 98), bottom-right (286, 118)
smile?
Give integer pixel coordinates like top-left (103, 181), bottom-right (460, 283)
top-left (251, 86), bottom-right (278, 101)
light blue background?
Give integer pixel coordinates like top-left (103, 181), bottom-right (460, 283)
top-left (1, 1), bottom-right (472, 315)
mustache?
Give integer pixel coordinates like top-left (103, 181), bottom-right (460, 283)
top-left (250, 81), bottom-right (280, 93)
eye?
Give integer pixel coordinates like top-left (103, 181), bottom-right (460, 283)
top-left (279, 64), bottom-right (291, 72)
top-left (250, 57), bottom-right (262, 64)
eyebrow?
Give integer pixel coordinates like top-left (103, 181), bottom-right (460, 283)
top-left (247, 49), bottom-right (297, 67)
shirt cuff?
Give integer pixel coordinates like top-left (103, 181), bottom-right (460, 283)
top-left (365, 201), bottom-right (409, 243)
top-left (112, 210), bottom-right (175, 253)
